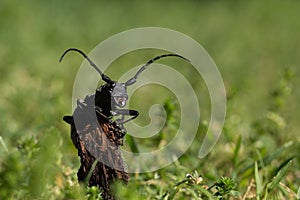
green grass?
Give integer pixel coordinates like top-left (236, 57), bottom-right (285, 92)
top-left (0, 0), bottom-right (300, 199)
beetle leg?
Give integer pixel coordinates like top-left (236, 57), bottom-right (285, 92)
top-left (113, 109), bottom-right (139, 124)
top-left (95, 106), bottom-right (113, 123)
top-left (63, 115), bottom-right (74, 124)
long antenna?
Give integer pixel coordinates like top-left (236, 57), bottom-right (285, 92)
top-left (125, 53), bottom-right (190, 86)
top-left (59, 48), bottom-right (112, 83)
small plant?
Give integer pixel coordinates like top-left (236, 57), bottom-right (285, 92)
top-left (208, 176), bottom-right (238, 199)
top-left (214, 177), bottom-right (236, 197)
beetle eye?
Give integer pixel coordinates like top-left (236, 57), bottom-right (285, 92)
top-left (114, 96), bottom-right (127, 107)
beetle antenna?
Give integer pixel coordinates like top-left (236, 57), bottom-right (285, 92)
top-left (125, 53), bottom-right (190, 86)
top-left (59, 48), bottom-right (112, 83)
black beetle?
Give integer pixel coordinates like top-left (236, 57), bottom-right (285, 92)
top-left (60, 48), bottom-right (189, 199)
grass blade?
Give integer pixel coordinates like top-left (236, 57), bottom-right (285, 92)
top-left (0, 136), bottom-right (8, 153)
top-left (233, 135), bottom-right (242, 167)
top-left (254, 162), bottom-right (263, 198)
top-left (125, 135), bottom-right (139, 153)
top-left (240, 141), bottom-right (293, 175)
top-left (266, 159), bottom-right (292, 192)
top-left (193, 184), bottom-right (214, 200)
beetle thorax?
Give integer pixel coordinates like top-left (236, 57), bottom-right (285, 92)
top-left (95, 82), bottom-right (128, 116)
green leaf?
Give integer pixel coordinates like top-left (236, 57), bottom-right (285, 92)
top-left (168, 187), bottom-right (180, 200)
top-left (254, 161), bottom-right (263, 198)
top-left (255, 149), bottom-right (265, 169)
top-left (125, 134), bottom-right (139, 153)
top-left (233, 135), bottom-right (242, 167)
top-left (266, 159), bottom-right (292, 192)
top-left (0, 136), bottom-right (8, 154)
top-left (240, 141), bottom-right (293, 174)
top-left (193, 184), bottom-right (214, 200)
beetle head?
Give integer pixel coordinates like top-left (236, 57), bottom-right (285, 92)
top-left (111, 82), bottom-right (128, 107)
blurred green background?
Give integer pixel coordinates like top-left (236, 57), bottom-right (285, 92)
top-left (0, 0), bottom-right (299, 199)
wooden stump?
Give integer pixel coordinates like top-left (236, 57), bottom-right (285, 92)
top-left (64, 96), bottom-right (129, 200)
